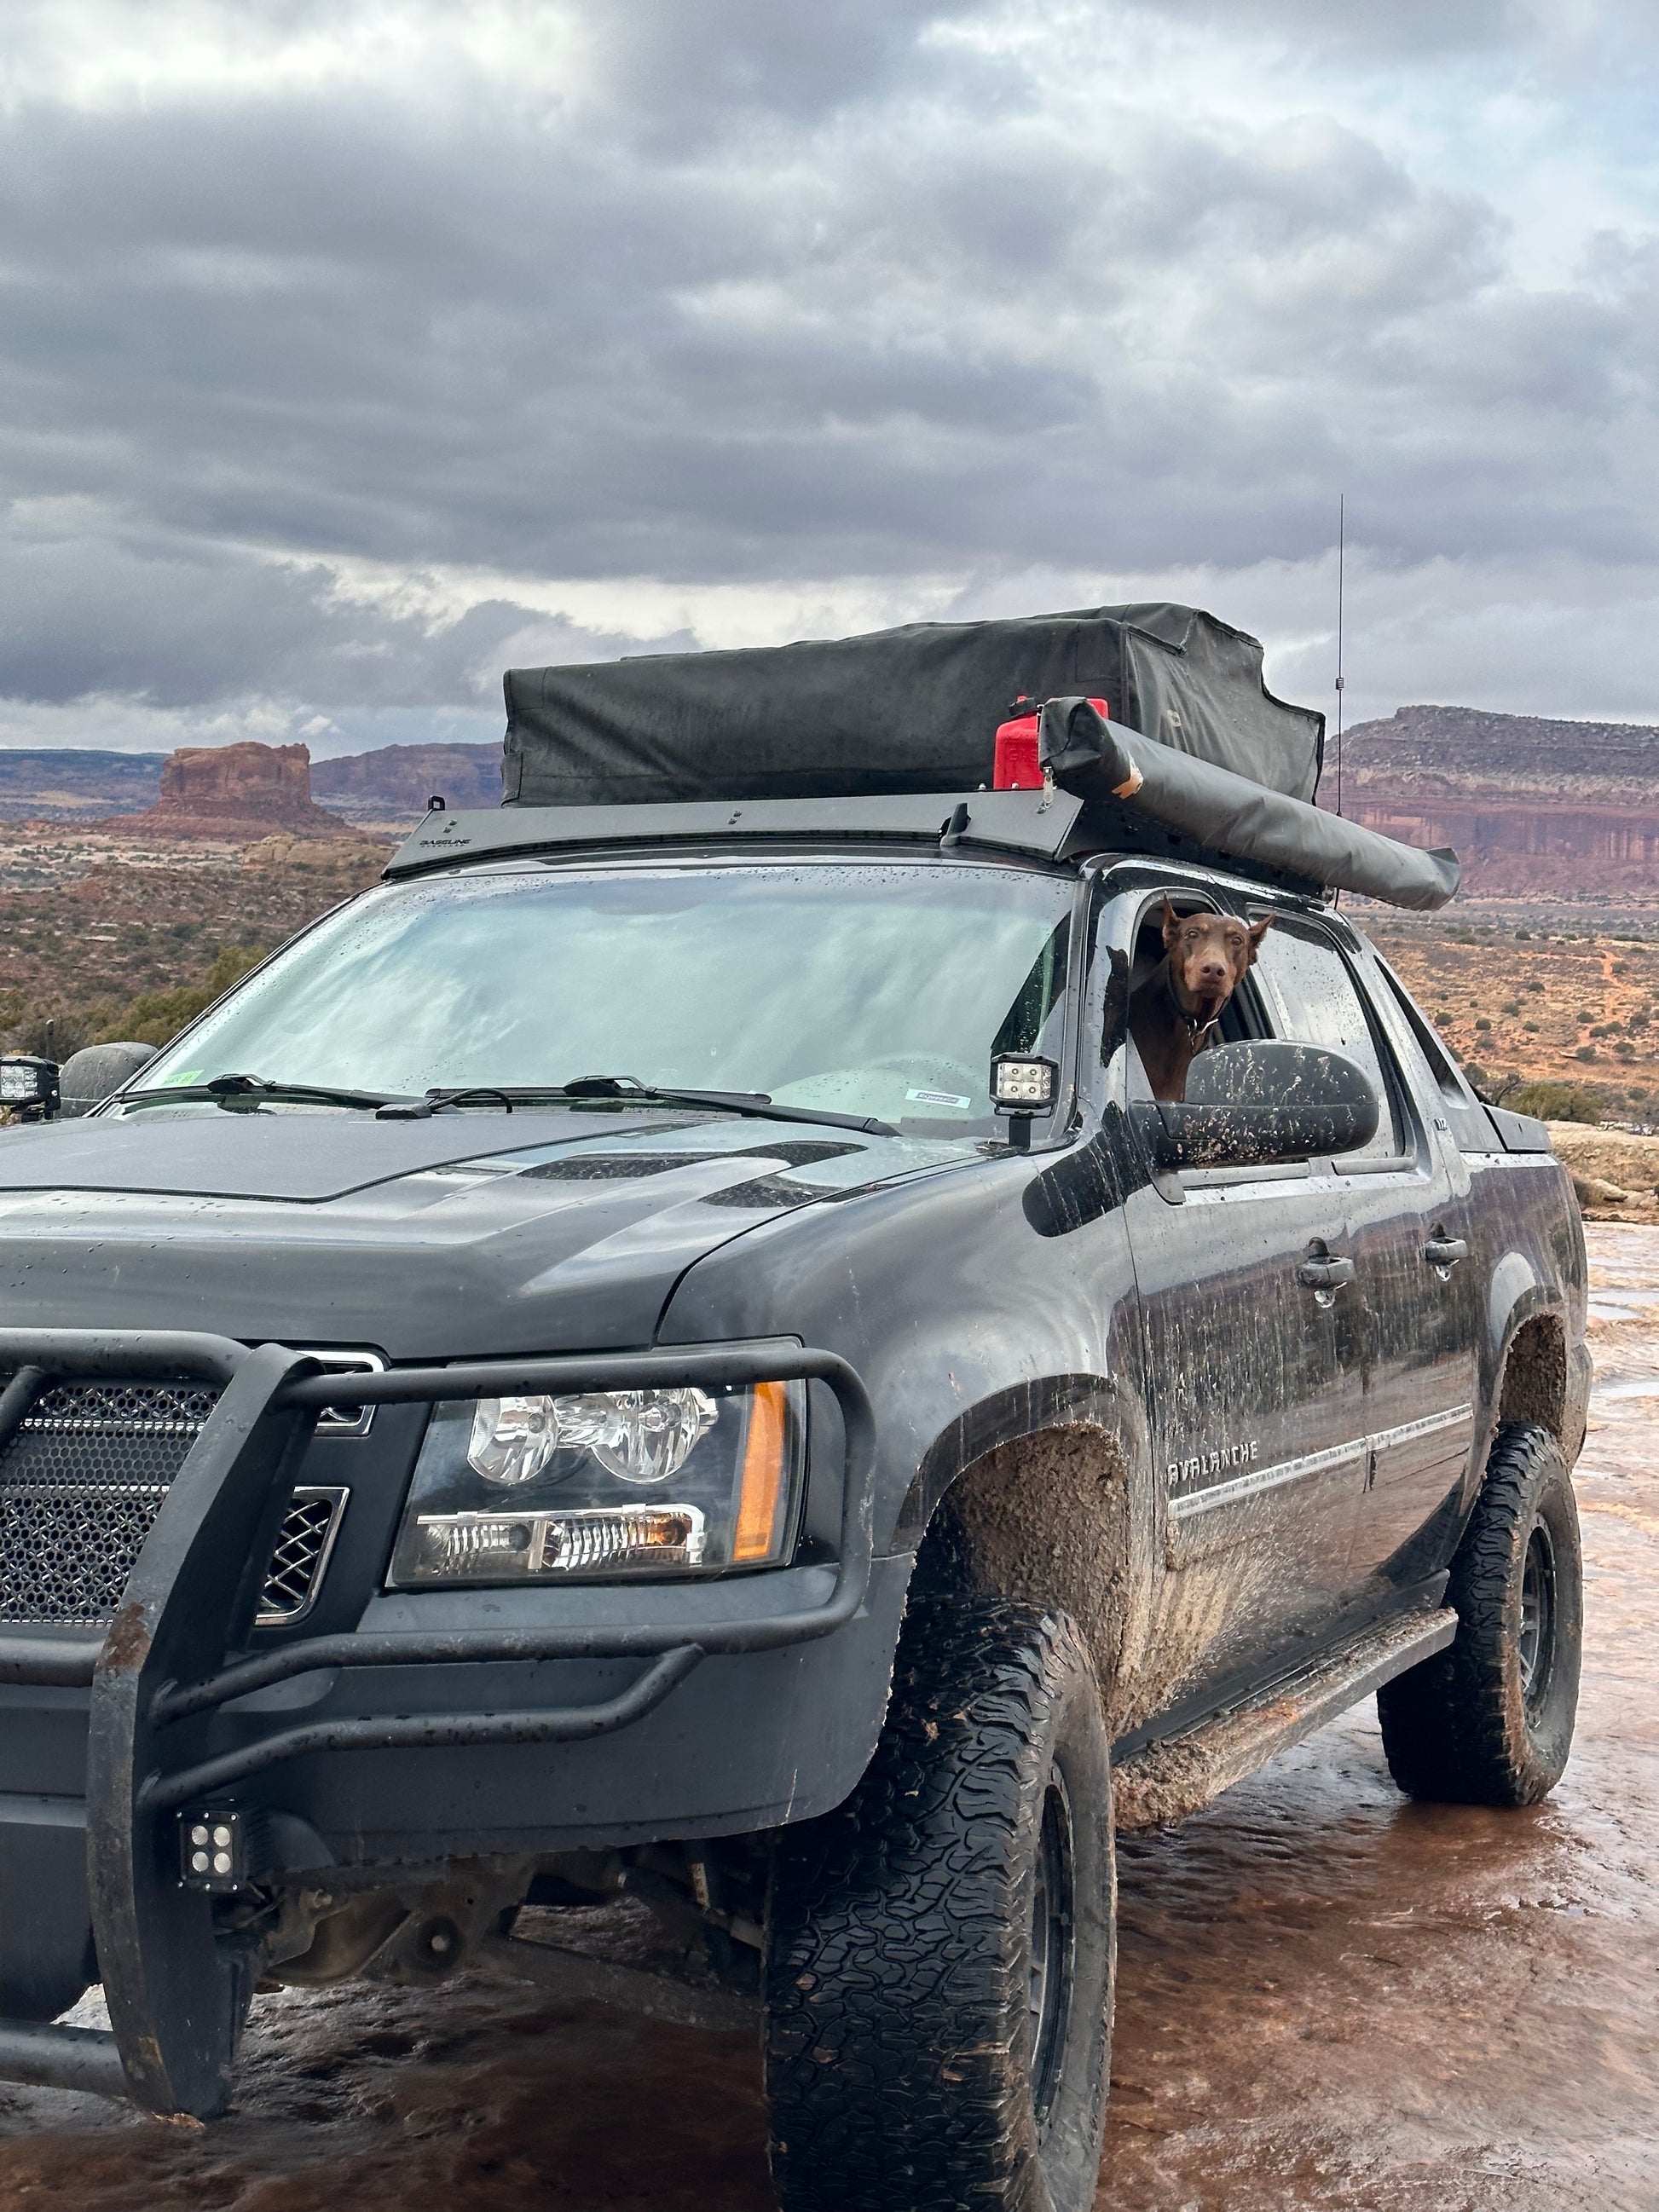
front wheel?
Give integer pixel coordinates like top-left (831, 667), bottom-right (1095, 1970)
top-left (764, 1593), bottom-right (1115, 2212)
top-left (1378, 1419), bottom-right (1583, 1805)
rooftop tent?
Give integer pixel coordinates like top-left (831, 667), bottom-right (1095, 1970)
top-left (502, 604), bottom-right (1325, 809)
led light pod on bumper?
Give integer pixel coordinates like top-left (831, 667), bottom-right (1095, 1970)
top-left (389, 1381), bottom-right (805, 1585)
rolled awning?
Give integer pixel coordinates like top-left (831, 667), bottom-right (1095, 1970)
top-left (1039, 697), bottom-right (1460, 911)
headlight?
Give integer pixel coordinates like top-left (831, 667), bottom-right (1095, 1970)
top-left (388, 1380), bottom-right (805, 1587)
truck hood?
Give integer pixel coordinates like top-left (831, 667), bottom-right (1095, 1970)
top-left (0, 1108), bottom-right (970, 1357)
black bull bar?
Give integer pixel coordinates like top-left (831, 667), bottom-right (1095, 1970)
top-left (0, 1329), bottom-right (875, 2117)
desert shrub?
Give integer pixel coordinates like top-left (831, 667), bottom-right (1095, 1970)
top-left (1501, 1001), bottom-right (1521, 1016)
top-left (1575, 1044), bottom-right (1598, 1062)
top-left (1475, 1016), bottom-right (1492, 1031)
top-left (1523, 1020), bottom-right (1540, 1034)
top-left (1506, 1081), bottom-right (1604, 1123)
top-left (1527, 979), bottom-right (1544, 993)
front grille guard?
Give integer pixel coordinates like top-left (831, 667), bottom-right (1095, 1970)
top-left (0, 1329), bottom-right (875, 2118)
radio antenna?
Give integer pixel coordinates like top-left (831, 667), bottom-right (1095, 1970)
top-left (1334, 493), bottom-right (1346, 819)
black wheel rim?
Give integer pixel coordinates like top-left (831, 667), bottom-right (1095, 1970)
top-left (1028, 1770), bottom-right (1076, 2130)
top-left (1518, 1516), bottom-right (1557, 1718)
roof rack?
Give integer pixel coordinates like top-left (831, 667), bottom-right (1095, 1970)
top-left (384, 790), bottom-right (1090, 876)
top-left (383, 788), bottom-right (1331, 899)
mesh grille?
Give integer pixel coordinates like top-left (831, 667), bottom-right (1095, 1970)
top-left (258, 1491), bottom-right (344, 1624)
top-left (0, 1486), bottom-right (169, 1623)
top-left (25, 1380), bottom-right (221, 1436)
top-left (0, 1377), bottom-right (345, 1627)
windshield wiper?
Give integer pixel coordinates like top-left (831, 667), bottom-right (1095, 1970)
top-left (119, 1073), bottom-right (398, 1113)
top-left (118, 1071), bottom-right (899, 1137)
top-left (488, 1075), bottom-right (900, 1139)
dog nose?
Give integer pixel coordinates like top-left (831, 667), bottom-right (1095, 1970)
top-left (1197, 959), bottom-right (1228, 985)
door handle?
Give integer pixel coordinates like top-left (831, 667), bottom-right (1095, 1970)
top-left (1297, 1256), bottom-right (1356, 1291)
top-left (1424, 1235), bottom-right (1469, 1270)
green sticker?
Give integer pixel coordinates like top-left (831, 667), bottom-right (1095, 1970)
top-left (162, 1069), bottom-right (204, 1088)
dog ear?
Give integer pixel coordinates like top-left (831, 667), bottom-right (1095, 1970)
top-left (1246, 915), bottom-right (1272, 964)
top-left (1160, 894), bottom-right (1182, 946)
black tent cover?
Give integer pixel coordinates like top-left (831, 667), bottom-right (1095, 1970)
top-left (505, 604), bottom-right (1321, 806)
top-left (501, 604), bottom-right (1460, 910)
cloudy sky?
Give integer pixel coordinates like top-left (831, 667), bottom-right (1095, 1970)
top-left (3, 0), bottom-right (1657, 757)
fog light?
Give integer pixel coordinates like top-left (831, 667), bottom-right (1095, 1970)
top-left (990, 1054), bottom-right (1059, 1111)
top-left (0, 1056), bottom-right (59, 1121)
top-left (177, 1805), bottom-right (269, 1893)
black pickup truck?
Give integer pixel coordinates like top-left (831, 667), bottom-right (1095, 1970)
top-left (0, 587), bottom-right (1595, 2208)
top-left (0, 784), bottom-right (1588, 2209)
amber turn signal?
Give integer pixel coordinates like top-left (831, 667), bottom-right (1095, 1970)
top-left (733, 1381), bottom-right (791, 1562)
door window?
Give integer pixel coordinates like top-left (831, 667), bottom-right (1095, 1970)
top-left (1252, 923), bottom-right (1405, 1161)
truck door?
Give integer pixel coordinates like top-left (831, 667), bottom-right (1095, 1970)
top-left (1113, 885), bottom-right (1374, 1698)
top-left (1251, 920), bottom-right (1480, 1591)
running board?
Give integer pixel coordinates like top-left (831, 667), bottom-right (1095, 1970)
top-left (1113, 1606), bottom-right (1458, 1832)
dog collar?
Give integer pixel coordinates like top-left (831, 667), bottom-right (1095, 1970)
top-left (1162, 971), bottom-right (1220, 1042)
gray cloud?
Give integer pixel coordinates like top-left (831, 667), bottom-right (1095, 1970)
top-left (1123, 0), bottom-right (1529, 61)
top-left (1, 0), bottom-right (1656, 741)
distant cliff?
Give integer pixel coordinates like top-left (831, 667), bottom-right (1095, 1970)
top-left (311, 742), bottom-right (501, 818)
top-left (1330, 705), bottom-right (1659, 893)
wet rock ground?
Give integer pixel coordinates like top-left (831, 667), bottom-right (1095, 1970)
top-left (2, 1227), bottom-right (1654, 2211)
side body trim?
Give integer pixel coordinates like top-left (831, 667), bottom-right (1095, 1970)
top-left (1170, 1403), bottom-right (1474, 1522)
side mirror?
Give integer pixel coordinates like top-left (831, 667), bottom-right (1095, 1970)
top-left (57, 1042), bottom-right (157, 1119)
top-left (1132, 1040), bottom-right (1379, 1170)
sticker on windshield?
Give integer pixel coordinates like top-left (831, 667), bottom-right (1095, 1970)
top-left (161, 1069), bottom-right (204, 1088)
top-left (906, 1087), bottom-right (972, 1111)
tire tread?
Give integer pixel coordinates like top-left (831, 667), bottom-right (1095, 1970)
top-left (766, 1592), bottom-right (1108, 2212)
top-left (1378, 1419), bottom-right (1581, 1805)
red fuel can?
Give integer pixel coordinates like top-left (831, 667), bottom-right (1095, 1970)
top-left (993, 697), bottom-right (1107, 790)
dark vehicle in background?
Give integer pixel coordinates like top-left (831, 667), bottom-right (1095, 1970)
top-left (0, 608), bottom-right (1588, 2212)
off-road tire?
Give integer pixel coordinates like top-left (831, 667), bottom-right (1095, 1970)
top-left (1378, 1420), bottom-right (1582, 1805)
top-left (764, 1594), bottom-right (1114, 2212)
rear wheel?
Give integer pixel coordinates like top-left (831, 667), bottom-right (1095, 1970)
top-left (764, 1593), bottom-right (1114, 2212)
top-left (1378, 1420), bottom-right (1582, 1805)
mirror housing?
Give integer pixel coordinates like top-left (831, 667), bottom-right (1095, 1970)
top-left (58, 1041), bottom-right (157, 1119)
top-left (1132, 1040), bottom-right (1379, 1170)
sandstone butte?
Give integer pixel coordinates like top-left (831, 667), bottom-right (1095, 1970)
top-left (99, 741), bottom-right (367, 842)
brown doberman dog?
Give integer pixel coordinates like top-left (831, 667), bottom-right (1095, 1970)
top-left (1128, 896), bottom-right (1271, 1101)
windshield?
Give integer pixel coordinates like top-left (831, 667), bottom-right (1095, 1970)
top-left (135, 859), bottom-right (1076, 1138)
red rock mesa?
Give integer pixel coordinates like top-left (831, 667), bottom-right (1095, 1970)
top-left (102, 742), bottom-right (361, 841)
